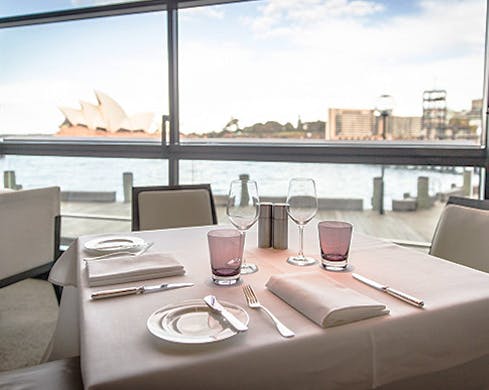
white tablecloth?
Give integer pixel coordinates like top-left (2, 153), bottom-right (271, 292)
top-left (49, 224), bottom-right (489, 389)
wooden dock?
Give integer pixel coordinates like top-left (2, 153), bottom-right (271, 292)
top-left (60, 200), bottom-right (444, 246)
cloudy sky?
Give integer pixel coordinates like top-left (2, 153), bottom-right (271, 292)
top-left (0, 0), bottom-right (486, 134)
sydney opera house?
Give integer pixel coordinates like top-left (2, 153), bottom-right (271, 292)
top-left (58, 90), bottom-right (156, 136)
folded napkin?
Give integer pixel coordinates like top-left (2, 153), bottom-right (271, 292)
top-left (86, 253), bottom-right (185, 287)
top-left (266, 272), bottom-right (389, 328)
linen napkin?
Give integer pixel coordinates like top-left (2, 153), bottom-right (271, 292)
top-left (266, 272), bottom-right (389, 328)
top-left (86, 253), bottom-right (185, 287)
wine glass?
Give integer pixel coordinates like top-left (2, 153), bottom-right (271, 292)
top-left (286, 177), bottom-right (318, 266)
top-left (226, 178), bottom-right (260, 274)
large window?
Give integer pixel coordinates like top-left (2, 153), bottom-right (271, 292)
top-left (181, 160), bottom-right (480, 243)
top-left (0, 155), bottom-right (168, 240)
top-left (179, 1), bottom-right (486, 145)
top-left (0, 12), bottom-right (167, 142)
top-left (0, 0), bottom-right (487, 246)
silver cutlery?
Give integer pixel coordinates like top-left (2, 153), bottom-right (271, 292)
top-left (84, 242), bottom-right (153, 261)
top-left (203, 295), bottom-right (248, 332)
top-left (91, 282), bottom-right (194, 300)
top-left (242, 284), bottom-right (295, 338)
top-left (352, 273), bottom-right (424, 308)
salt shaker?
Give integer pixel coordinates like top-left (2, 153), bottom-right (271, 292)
top-left (272, 203), bottom-right (289, 250)
top-left (258, 202), bottom-right (273, 248)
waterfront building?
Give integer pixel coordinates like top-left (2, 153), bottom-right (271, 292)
top-left (326, 108), bottom-right (377, 140)
top-left (58, 91), bottom-right (155, 137)
top-left (390, 116), bottom-right (422, 140)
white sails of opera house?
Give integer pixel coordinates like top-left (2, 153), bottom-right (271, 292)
top-left (59, 91), bottom-right (155, 134)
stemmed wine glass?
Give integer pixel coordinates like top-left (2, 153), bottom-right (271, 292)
top-left (226, 178), bottom-right (260, 274)
top-left (286, 177), bottom-right (318, 266)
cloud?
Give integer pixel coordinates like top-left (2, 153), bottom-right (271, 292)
top-left (248, 0), bottom-right (384, 35)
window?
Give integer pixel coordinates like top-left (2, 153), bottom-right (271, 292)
top-left (0, 12), bottom-right (167, 142)
top-left (179, 1), bottom-right (486, 145)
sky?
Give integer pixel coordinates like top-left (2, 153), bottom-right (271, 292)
top-left (0, 0), bottom-right (486, 134)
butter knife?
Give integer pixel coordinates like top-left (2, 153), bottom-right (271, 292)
top-left (203, 295), bottom-right (248, 332)
top-left (352, 273), bottom-right (424, 308)
top-left (91, 282), bottom-right (194, 300)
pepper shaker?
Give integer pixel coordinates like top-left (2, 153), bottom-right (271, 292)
top-left (258, 202), bottom-right (272, 248)
top-left (272, 203), bottom-right (289, 250)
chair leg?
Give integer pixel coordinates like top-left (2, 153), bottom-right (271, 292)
top-left (52, 285), bottom-right (63, 305)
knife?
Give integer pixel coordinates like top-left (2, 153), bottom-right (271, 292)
top-left (203, 295), bottom-right (248, 332)
top-left (91, 282), bottom-right (194, 300)
top-left (352, 273), bottom-right (424, 308)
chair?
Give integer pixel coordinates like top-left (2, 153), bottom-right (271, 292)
top-left (0, 356), bottom-right (83, 389)
top-left (0, 186), bottom-right (62, 301)
top-left (429, 196), bottom-right (489, 272)
top-left (132, 184), bottom-right (217, 231)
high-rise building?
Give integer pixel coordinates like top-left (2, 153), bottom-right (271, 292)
top-left (327, 108), bottom-right (376, 140)
top-left (390, 116), bottom-right (422, 139)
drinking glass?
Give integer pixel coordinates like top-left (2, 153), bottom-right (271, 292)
top-left (286, 178), bottom-right (318, 266)
top-left (208, 229), bottom-right (243, 285)
top-left (226, 179), bottom-right (260, 274)
top-left (318, 221), bottom-right (353, 271)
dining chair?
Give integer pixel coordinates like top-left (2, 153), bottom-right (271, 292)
top-left (132, 184), bottom-right (218, 231)
top-left (429, 196), bottom-right (489, 272)
top-left (0, 186), bottom-right (62, 302)
top-left (0, 356), bottom-right (82, 389)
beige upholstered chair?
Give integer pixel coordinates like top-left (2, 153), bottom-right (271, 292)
top-left (0, 357), bottom-right (82, 390)
top-left (0, 186), bottom-right (62, 300)
top-left (132, 184), bottom-right (217, 231)
top-left (430, 196), bottom-right (489, 272)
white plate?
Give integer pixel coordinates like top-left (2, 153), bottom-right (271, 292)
top-left (147, 299), bottom-right (249, 344)
top-left (84, 235), bottom-right (146, 253)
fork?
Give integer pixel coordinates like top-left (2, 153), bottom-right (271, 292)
top-left (243, 284), bottom-right (295, 338)
top-left (84, 242), bottom-right (153, 261)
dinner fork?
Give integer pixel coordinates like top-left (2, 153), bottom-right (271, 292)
top-left (242, 284), bottom-right (295, 338)
top-left (84, 242), bottom-right (153, 261)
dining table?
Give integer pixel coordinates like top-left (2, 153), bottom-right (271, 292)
top-left (48, 222), bottom-right (489, 389)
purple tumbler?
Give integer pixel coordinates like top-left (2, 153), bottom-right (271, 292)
top-left (207, 229), bottom-right (244, 285)
top-left (318, 221), bottom-right (353, 271)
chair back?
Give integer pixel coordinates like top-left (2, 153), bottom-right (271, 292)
top-left (132, 184), bottom-right (217, 231)
top-left (430, 196), bottom-right (489, 272)
top-left (0, 187), bottom-right (60, 282)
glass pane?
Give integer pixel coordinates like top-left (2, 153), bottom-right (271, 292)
top-left (0, 155), bottom-right (168, 242)
top-left (1, 0), bottom-right (149, 18)
top-left (179, 1), bottom-right (486, 145)
top-left (180, 160), bottom-right (480, 244)
top-left (0, 12), bottom-right (167, 141)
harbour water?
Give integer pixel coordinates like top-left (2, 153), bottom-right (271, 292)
top-left (0, 154), bottom-right (471, 210)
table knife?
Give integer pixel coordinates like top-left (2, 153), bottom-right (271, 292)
top-left (352, 273), bottom-right (424, 308)
top-left (91, 282), bottom-right (194, 300)
top-left (203, 295), bottom-right (248, 332)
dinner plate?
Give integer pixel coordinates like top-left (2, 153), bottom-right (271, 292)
top-left (147, 299), bottom-right (249, 344)
top-left (84, 235), bottom-right (146, 253)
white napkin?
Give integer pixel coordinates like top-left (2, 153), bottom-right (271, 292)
top-left (266, 272), bottom-right (389, 328)
top-left (86, 253), bottom-right (185, 287)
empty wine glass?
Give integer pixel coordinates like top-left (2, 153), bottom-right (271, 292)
top-left (286, 177), bottom-right (318, 266)
top-left (226, 178), bottom-right (260, 274)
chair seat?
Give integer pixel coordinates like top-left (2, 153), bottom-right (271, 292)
top-left (0, 357), bottom-right (82, 390)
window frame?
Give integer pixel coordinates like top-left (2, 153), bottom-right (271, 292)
top-left (0, 0), bottom-right (488, 196)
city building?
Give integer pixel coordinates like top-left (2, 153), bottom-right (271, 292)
top-left (327, 108), bottom-right (376, 140)
top-left (390, 116), bottom-right (423, 140)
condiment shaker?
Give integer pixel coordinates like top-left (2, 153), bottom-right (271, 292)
top-left (258, 202), bottom-right (273, 248)
top-left (272, 203), bottom-right (289, 249)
